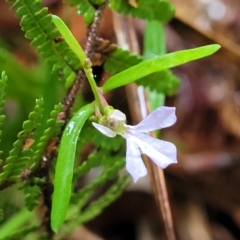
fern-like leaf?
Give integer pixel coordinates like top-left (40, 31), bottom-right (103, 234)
top-left (61, 175), bottom-right (128, 237)
top-left (0, 72), bottom-right (7, 160)
top-left (73, 149), bottom-right (105, 178)
top-left (0, 209), bottom-right (3, 222)
top-left (64, 175), bottom-right (130, 234)
top-left (89, 0), bottom-right (105, 4)
top-left (104, 48), bottom-right (180, 95)
top-left (0, 225), bottom-right (39, 240)
top-left (109, 0), bottom-right (175, 22)
top-left (72, 155), bottom-right (125, 206)
top-left (66, 0), bottom-right (96, 24)
top-left (31, 103), bottom-right (64, 168)
top-left (6, 0), bottom-right (81, 82)
top-left (0, 99), bottom-right (44, 187)
top-left (20, 176), bottom-right (45, 211)
top-left (78, 175), bottom-right (129, 224)
top-left (21, 181), bottom-right (41, 211)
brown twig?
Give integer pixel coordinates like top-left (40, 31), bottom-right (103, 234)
top-left (85, 0), bottom-right (108, 59)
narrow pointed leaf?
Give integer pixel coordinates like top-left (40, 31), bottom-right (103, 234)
top-left (52, 15), bottom-right (85, 65)
top-left (102, 44), bottom-right (221, 93)
top-left (51, 103), bottom-right (94, 232)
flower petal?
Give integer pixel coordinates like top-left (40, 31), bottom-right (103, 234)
top-left (92, 122), bottom-right (116, 137)
top-left (109, 109), bottom-right (126, 121)
top-left (134, 132), bottom-right (177, 161)
top-left (130, 132), bottom-right (177, 168)
top-left (125, 137), bottom-right (147, 182)
top-left (129, 107), bottom-right (176, 132)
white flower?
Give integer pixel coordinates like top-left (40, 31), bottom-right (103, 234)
top-left (92, 107), bottom-right (177, 182)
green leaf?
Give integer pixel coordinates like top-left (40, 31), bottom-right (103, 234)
top-left (52, 15), bottom-right (101, 103)
top-left (77, 1), bottom-right (96, 24)
top-left (73, 149), bottom-right (104, 179)
top-left (77, 175), bottom-right (129, 224)
top-left (72, 155), bottom-right (125, 205)
top-left (0, 226), bottom-right (39, 240)
top-left (51, 103), bottom-right (94, 232)
top-left (102, 44), bottom-right (221, 93)
top-left (90, 0), bottom-right (105, 4)
top-left (73, 148), bottom-right (123, 181)
top-left (6, 0), bottom-right (81, 82)
top-left (143, 21), bottom-right (167, 109)
top-left (0, 99), bottom-right (44, 187)
top-left (109, 0), bottom-right (175, 22)
top-left (144, 21), bottom-right (166, 57)
top-left (0, 46), bottom-right (47, 109)
top-left (52, 15), bottom-right (86, 65)
top-left (104, 48), bottom-right (179, 95)
top-left (0, 208), bottom-right (36, 240)
top-left (0, 72), bottom-right (7, 160)
top-left (0, 209), bottom-right (3, 222)
top-left (31, 103), bottom-right (64, 169)
top-left (62, 176), bottom-right (129, 237)
top-left (22, 181), bottom-right (42, 211)
top-left (66, 0), bottom-right (106, 24)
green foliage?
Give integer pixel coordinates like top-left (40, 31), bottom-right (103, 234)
top-left (52, 15), bottom-right (101, 103)
top-left (90, 0), bottom-right (105, 4)
top-left (102, 44), bottom-right (221, 93)
top-left (140, 70), bottom-right (180, 95)
top-left (51, 104), bottom-right (94, 232)
top-left (21, 178), bottom-right (43, 211)
top-left (80, 121), bottom-right (124, 151)
top-left (66, 0), bottom-right (96, 24)
top-left (0, 72), bottom-right (7, 158)
top-left (73, 149), bottom-right (105, 178)
top-left (0, 208), bottom-right (38, 240)
top-left (25, 185), bottom-right (41, 211)
top-left (0, 47), bottom-right (43, 107)
top-left (77, 175), bottom-right (129, 224)
top-left (60, 152), bottom-right (129, 236)
top-left (6, 0), bottom-right (81, 82)
top-left (0, 0), bottom-right (221, 238)
top-left (31, 103), bottom-right (64, 168)
top-left (65, 0), bottom-right (174, 24)
top-left (143, 21), bottom-right (167, 110)
top-left (73, 148), bottom-right (124, 180)
top-left (76, 1), bottom-right (96, 24)
top-left (52, 102), bottom-right (126, 231)
top-left (72, 155), bottom-right (125, 205)
top-left (0, 225), bottom-right (39, 240)
top-left (0, 208), bottom-right (3, 222)
top-left (65, 0), bottom-right (106, 24)
top-left (0, 99), bottom-right (44, 186)
top-left (144, 21), bottom-right (166, 57)
top-left (23, 185), bottom-right (41, 211)
top-left (109, 0), bottom-right (175, 22)
top-left (104, 48), bottom-right (180, 95)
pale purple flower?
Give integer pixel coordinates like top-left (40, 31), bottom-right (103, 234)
top-left (92, 107), bottom-right (177, 182)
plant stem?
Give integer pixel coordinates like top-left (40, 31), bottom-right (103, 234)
top-left (84, 0), bottom-right (109, 110)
